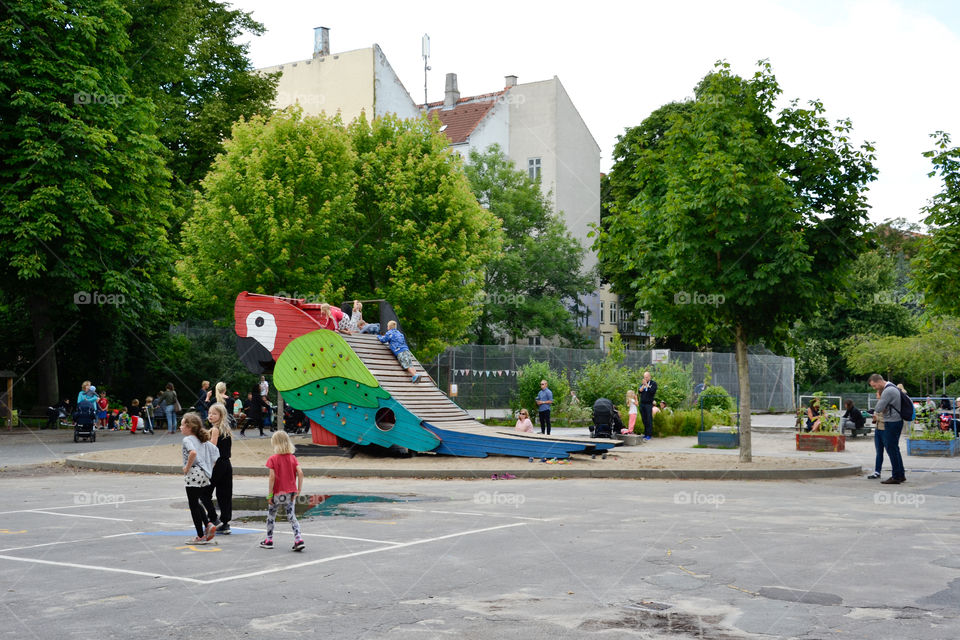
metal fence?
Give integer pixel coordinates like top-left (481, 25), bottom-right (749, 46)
top-left (424, 345), bottom-right (795, 412)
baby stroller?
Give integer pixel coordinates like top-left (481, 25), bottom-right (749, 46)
top-left (73, 404), bottom-right (97, 442)
top-left (591, 398), bottom-right (623, 439)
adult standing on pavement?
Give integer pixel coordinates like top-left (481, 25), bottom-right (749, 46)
top-left (639, 371), bottom-right (658, 441)
top-left (535, 380), bottom-right (553, 435)
top-left (161, 383), bottom-right (179, 434)
top-left (195, 380), bottom-right (211, 422)
top-left (869, 373), bottom-right (906, 484)
top-left (205, 402), bottom-right (233, 534)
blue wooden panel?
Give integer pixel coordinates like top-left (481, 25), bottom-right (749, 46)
top-left (906, 438), bottom-right (959, 457)
top-left (423, 423), bottom-right (606, 459)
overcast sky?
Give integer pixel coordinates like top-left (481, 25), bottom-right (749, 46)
top-left (229, 0), bottom-right (960, 225)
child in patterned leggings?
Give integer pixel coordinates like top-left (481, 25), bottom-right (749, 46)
top-left (260, 431), bottom-right (305, 551)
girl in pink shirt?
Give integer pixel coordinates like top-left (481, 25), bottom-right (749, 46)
top-left (260, 431), bottom-right (305, 551)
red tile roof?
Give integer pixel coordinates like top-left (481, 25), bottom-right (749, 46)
top-left (423, 91), bottom-right (506, 145)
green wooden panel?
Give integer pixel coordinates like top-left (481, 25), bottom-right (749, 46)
top-left (276, 330), bottom-right (379, 392)
top-left (283, 377), bottom-right (387, 411)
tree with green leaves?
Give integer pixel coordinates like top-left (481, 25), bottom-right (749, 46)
top-left (464, 145), bottom-right (596, 345)
top-left (0, 0), bottom-right (175, 405)
top-left (843, 318), bottom-right (960, 394)
top-left (123, 0), bottom-right (279, 192)
top-left (788, 248), bottom-right (917, 386)
top-left (594, 61), bottom-right (877, 461)
top-left (179, 110), bottom-right (501, 360)
top-left (913, 131), bottom-right (960, 317)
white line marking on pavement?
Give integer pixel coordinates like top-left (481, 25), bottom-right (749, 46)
top-left (0, 532), bottom-right (142, 554)
top-left (0, 555), bottom-right (204, 584)
top-left (0, 496), bottom-right (181, 516)
top-left (0, 522), bottom-right (525, 585)
top-left (202, 522), bottom-right (526, 585)
top-left (393, 507), bottom-right (554, 522)
top-left (30, 511), bottom-right (133, 522)
top-left (238, 527), bottom-right (401, 545)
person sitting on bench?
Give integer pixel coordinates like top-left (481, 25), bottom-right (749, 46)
top-left (841, 399), bottom-right (865, 435)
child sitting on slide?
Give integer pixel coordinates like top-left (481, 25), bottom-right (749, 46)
top-left (377, 320), bottom-right (421, 383)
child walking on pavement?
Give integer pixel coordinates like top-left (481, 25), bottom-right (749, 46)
top-left (260, 431), bottom-right (305, 551)
top-left (378, 320), bottom-right (421, 383)
top-left (180, 412), bottom-right (219, 544)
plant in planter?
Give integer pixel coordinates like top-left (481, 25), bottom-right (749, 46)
top-left (796, 391), bottom-right (845, 451)
top-left (907, 425), bottom-right (959, 456)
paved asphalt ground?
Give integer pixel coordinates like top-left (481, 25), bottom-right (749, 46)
top-left (1, 425), bottom-right (960, 639)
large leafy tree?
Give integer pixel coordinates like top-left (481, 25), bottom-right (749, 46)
top-left (789, 248), bottom-right (917, 386)
top-left (913, 131), bottom-right (960, 317)
top-left (594, 61), bottom-right (877, 461)
top-left (843, 318), bottom-right (960, 394)
top-left (179, 110), bottom-right (501, 360)
top-left (0, 0), bottom-right (174, 405)
top-left (464, 145), bottom-right (596, 344)
top-left (123, 0), bottom-right (279, 192)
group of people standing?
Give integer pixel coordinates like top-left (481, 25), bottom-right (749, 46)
top-left (514, 371), bottom-right (661, 441)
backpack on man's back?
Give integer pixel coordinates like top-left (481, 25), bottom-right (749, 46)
top-left (887, 383), bottom-right (915, 422)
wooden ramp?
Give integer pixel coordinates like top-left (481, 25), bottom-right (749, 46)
top-left (344, 334), bottom-right (615, 458)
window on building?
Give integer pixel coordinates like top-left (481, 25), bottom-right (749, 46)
top-left (528, 336), bottom-right (541, 346)
top-left (599, 301), bottom-right (604, 324)
top-left (610, 301), bottom-right (618, 325)
top-left (528, 157), bottom-right (541, 181)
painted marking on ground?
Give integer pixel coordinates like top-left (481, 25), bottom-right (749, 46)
top-left (0, 554), bottom-right (205, 584)
top-left (30, 510), bottom-right (133, 522)
top-left (175, 545), bottom-right (222, 553)
top-left (235, 527), bottom-right (401, 545)
top-left (201, 522), bottom-right (526, 585)
top-left (0, 532), bottom-right (141, 554)
top-left (0, 496), bottom-right (181, 516)
top-left (0, 529), bottom-right (27, 534)
top-left (0, 522), bottom-right (525, 585)
top-left (393, 507), bottom-right (555, 522)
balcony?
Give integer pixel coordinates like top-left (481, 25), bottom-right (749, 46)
top-left (618, 319), bottom-right (650, 337)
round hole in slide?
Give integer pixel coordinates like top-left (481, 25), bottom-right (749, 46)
top-left (375, 408), bottom-right (396, 431)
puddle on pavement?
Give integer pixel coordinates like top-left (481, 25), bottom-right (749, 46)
top-left (229, 493), bottom-right (437, 522)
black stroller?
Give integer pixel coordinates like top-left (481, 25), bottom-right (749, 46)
top-left (591, 398), bottom-right (623, 438)
top-left (73, 403), bottom-right (97, 442)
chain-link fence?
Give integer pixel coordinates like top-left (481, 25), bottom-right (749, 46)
top-left (424, 345), bottom-right (795, 412)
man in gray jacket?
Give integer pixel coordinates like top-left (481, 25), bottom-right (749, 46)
top-left (869, 374), bottom-right (906, 484)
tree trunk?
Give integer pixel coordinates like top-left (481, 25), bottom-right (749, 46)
top-left (27, 295), bottom-right (60, 407)
top-left (735, 324), bottom-right (752, 463)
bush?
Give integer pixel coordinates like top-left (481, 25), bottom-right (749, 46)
top-left (650, 408), bottom-right (731, 437)
top-left (573, 359), bottom-right (634, 411)
top-left (511, 360), bottom-right (570, 416)
top-left (698, 385), bottom-right (734, 412)
top-left (649, 361), bottom-right (693, 409)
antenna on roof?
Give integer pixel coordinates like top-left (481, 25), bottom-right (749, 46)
top-left (422, 34), bottom-right (431, 105)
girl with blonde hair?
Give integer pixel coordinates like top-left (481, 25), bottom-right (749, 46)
top-left (205, 402), bottom-right (234, 534)
top-left (260, 431), bottom-right (304, 551)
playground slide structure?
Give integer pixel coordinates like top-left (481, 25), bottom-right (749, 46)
top-left (234, 292), bottom-right (615, 459)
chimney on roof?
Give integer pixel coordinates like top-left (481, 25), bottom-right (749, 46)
top-left (314, 26), bottom-right (330, 57)
top-left (443, 73), bottom-right (459, 109)
top-left (505, 75), bottom-right (518, 88)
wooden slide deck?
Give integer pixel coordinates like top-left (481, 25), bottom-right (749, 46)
top-left (343, 334), bottom-right (616, 459)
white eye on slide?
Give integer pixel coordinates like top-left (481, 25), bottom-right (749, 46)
top-left (246, 310), bottom-right (277, 352)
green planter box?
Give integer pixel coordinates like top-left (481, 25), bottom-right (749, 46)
top-left (907, 438), bottom-right (959, 457)
top-left (698, 430), bottom-right (740, 448)
top-left (796, 433), bottom-right (845, 452)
